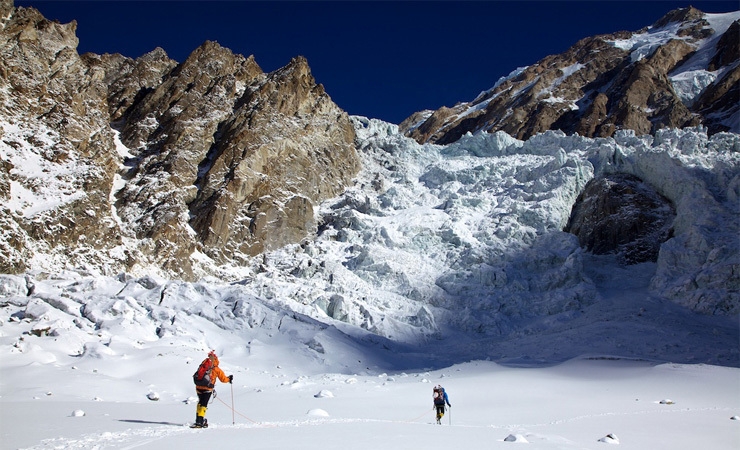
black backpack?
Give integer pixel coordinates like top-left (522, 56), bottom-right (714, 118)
top-left (433, 386), bottom-right (445, 405)
top-left (193, 358), bottom-right (214, 388)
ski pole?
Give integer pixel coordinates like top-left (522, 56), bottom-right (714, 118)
top-left (449, 405), bottom-right (452, 426)
top-left (231, 382), bottom-right (235, 425)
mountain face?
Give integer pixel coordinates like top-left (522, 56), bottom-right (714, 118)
top-left (0, 1), bottom-right (359, 279)
top-left (401, 7), bottom-right (740, 144)
top-left (0, 1), bottom-right (122, 274)
top-left (0, 0), bottom-right (738, 346)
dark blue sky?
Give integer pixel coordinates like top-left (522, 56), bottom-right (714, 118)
top-left (17, 1), bottom-right (739, 124)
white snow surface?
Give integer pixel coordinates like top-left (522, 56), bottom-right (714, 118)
top-left (1, 116), bottom-right (739, 448)
top-left (0, 277), bottom-right (738, 449)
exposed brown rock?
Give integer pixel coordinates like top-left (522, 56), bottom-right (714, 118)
top-left (111, 46), bottom-right (359, 275)
top-left (402, 7), bottom-right (737, 144)
top-left (0, 2), bottom-right (124, 273)
top-left (187, 55), bottom-right (359, 260)
top-left (653, 6), bottom-right (705, 28)
top-left (694, 64), bottom-right (740, 134)
top-left (82, 48), bottom-right (178, 122)
top-left (697, 20), bottom-right (740, 134)
top-left (564, 174), bottom-right (676, 265)
top-left (575, 92), bottom-right (609, 137)
top-left (0, 2), bottom-right (359, 280)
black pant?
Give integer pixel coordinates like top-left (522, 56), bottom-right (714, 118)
top-left (435, 404), bottom-right (446, 415)
top-left (197, 390), bottom-right (212, 407)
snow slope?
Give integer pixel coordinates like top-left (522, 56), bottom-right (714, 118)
top-left (0, 272), bottom-right (738, 449)
top-left (609, 10), bottom-right (740, 131)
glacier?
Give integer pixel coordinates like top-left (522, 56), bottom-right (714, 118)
top-left (2, 119), bottom-right (738, 368)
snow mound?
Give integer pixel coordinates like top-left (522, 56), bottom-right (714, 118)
top-left (659, 399), bottom-right (675, 405)
top-left (307, 408), bottom-right (329, 417)
top-left (146, 392), bottom-right (160, 401)
top-left (82, 342), bottom-right (116, 359)
top-left (314, 390), bottom-right (334, 398)
top-left (504, 433), bottom-right (529, 443)
top-left (598, 433), bottom-right (620, 444)
top-left (71, 410), bottom-right (85, 417)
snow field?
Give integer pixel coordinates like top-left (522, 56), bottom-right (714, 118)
top-left (1, 352), bottom-right (738, 449)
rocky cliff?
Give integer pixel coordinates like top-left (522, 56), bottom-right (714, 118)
top-left (564, 173), bottom-right (675, 265)
top-left (0, 1), bottom-right (359, 280)
top-left (402, 7), bottom-right (739, 144)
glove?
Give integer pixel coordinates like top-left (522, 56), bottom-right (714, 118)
top-left (228, 375), bottom-right (233, 383)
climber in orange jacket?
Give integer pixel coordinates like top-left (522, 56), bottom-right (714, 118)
top-left (191, 350), bottom-right (233, 428)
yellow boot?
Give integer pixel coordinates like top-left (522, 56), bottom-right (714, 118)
top-left (192, 404), bottom-right (208, 428)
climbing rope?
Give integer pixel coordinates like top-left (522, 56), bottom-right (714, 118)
top-left (215, 394), bottom-right (261, 424)
top-left (402, 406), bottom-right (436, 423)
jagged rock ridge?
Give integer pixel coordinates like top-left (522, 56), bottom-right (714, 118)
top-left (0, 1), bottom-right (359, 279)
top-left (0, 0), bottom-right (122, 273)
top-left (402, 7), bottom-right (740, 144)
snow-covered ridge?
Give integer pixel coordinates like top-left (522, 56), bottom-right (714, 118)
top-left (607, 10), bottom-right (740, 107)
top-left (403, 8), bottom-right (740, 145)
top-left (671, 11), bottom-right (740, 108)
top-left (607, 20), bottom-right (686, 62)
top-left (607, 11), bottom-right (739, 62)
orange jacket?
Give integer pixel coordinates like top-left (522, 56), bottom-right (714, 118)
top-left (196, 359), bottom-right (230, 392)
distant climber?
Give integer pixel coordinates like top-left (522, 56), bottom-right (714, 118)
top-left (433, 385), bottom-right (451, 424)
top-left (191, 350), bottom-right (233, 428)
